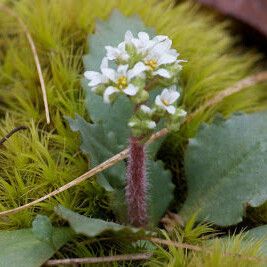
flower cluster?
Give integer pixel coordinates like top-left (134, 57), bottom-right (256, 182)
top-left (84, 30), bottom-right (187, 137)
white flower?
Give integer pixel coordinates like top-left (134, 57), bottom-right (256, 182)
top-left (155, 86), bottom-right (180, 114)
top-left (128, 121), bottom-right (136, 127)
top-left (129, 31), bottom-right (156, 55)
top-left (84, 57), bottom-right (110, 91)
top-left (144, 41), bottom-right (177, 78)
top-left (146, 121), bottom-right (156, 129)
top-left (140, 105), bottom-right (152, 114)
top-left (105, 42), bottom-right (129, 61)
top-left (103, 62), bottom-right (147, 103)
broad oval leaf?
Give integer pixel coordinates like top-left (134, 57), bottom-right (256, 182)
top-left (180, 112), bottom-right (267, 226)
top-left (0, 223), bottom-right (73, 267)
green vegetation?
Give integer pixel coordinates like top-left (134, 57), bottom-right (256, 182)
top-left (1, 0), bottom-right (267, 265)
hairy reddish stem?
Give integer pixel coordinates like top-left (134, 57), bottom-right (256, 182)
top-left (126, 137), bottom-right (148, 227)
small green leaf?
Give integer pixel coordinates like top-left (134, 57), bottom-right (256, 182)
top-left (32, 215), bottom-right (53, 244)
top-left (0, 226), bottom-right (73, 267)
top-left (55, 205), bottom-right (148, 238)
top-left (180, 112), bottom-right (267, 226)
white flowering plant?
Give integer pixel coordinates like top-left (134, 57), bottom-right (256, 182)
top-left (85, 30), bottom-right (186, 139)
top-left (83, 29), bottom-right (187, 227)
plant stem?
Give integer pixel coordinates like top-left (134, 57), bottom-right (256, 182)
top-left (126, 136), bottom-right (148, 227)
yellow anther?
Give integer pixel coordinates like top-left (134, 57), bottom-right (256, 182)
top-left (162, 99), bottom-right (169, 106)
top-left (117, 76), bottom-right (127, 90)
top-left (145, 59), bottom-right (157, 71)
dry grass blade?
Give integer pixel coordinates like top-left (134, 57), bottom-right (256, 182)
top-left (186, 71), bottom-right (267, 123)
top-left (0, 4), bottom-right (50, 124)
top-left (44, 253), bottom-right (152, 266)
top-left (0, 128), bottom-right (168, 217)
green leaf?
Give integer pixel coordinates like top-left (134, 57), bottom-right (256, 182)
top-left (244, 225), bottom-right (267, 255)
top-left (68, 115), bottom-right (126, 191)
top-left (0, 223), bottom-right (73, 267)
top-left (180, 112), bottom-right (267, 226)
top-left (148, 160), bottom-right (174, 224)
top-left (245, 225), bottom-right (267, 240)
top-left (32, 215), bottom-right (53, 245)
top-left (55, 205), bottom-right (148, 238)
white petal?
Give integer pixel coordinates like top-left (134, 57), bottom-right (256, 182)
top-left (168, 49), bottom-right (179, 57)
top-left (118, 42), bottom-right (125, 50)
top-left (84, 71), bottom-right (102, 86)
top-left (123, 84), bottom-right (138, 96)
top-left (118, 64), bottom-right (129, 76)
top-left (128, 62), bottom-right (148, 80)
top-left (131, 38), bottom-right (139, 46)
top-left (155, 95), bottom-right (165, 108)
top-left (100, 57), bottom-right (108, 69)
top-left (153, 35), bottom-right (168, 42)
top-left (125, 30), bottom-right (134, 43)
top-left (168, 91), bottom-right (180, 104)
top-left (91, 86), bottom-right (97, 92)
top-left (102, 68), bottom-right (116, 82)
top-left (161, 89), bottom-right (170, 100)
top-left (158, 54), bottom-right (177, 65)
top-left (138, 32), bottom-right (149, 41)
top-left (140, 105), bottom-right (152, 113)
top-left (166, 105), bottom-right (176, 114)
top-left (103, 86), bottom-right (119, 103)
top-left (105, 46), bottom-right (119, 60)
top-left (151, 40), bottom-right (171, 55)
top-left (147, 121), bottom-right (156, 129)
top-left (128, 121), bottom-right (136, 127)
top-left (161, 39), bottom-right (172, 50)
top-left (153, 68), bottom-right (171, 78)
top-left (84, 70), bottom-right (100, 80)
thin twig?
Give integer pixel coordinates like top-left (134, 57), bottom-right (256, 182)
top-left (44, 253), bottom-right (152, 266)
top-left (0, 4), bottom-right (50, 124)
top-left (0, 126), bottom-right (28, 146)
top-left (0, 128), bottom-right (168, 217)
top-left (185, 71), bottom-right (267, 123)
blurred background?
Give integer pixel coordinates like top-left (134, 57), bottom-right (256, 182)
top-left (196, 0), bottom-right (267, 56)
